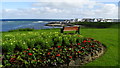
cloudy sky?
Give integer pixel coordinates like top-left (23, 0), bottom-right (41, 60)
top-left (1, 0), bottom-right (119, 19)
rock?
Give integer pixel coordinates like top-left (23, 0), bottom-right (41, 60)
top-left (88, 54), bottom-right (92, 61)
top-left (93, 51), bottom-right (99, 58)
top-left (62, 64), bottom-right (67, 66)
top-left (84, 54), bottom-right (91, 61)
top-left (91, 53), bottom-right (96, 60)
top-left (98, 48), bottom-right (104, 56)
top-left (69, 60), bottom-right (75, 66)
top-left (91, 52), bottom-right (95, 57)
top-left (74, 58), bottom-right (82, 65)
top-left (63, 45), bottom-right (106, 67)
top-left (95, 51), bottom-right (99, 56)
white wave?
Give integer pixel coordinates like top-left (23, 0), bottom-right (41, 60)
top-left (32, 21), bottom-right (48, 23)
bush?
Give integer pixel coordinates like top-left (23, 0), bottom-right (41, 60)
top-left (73, 22), bottom-right (118, 28)
top-left (8, 28), bottom-right (35, 32)
top-left (2, 32), bottom-right (103, 67)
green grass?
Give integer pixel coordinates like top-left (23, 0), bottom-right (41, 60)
top-left (81, 28), bottom-right (118, 66)
top-left (2, 27), bottom-right (118, 66)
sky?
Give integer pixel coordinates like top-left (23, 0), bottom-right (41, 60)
top-left (0, 0), bottom-right (119, 19)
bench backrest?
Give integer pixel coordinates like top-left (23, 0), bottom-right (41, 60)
top-left (63, 26), bottom-right (79, 31)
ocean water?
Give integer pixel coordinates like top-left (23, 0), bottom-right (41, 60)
top-left (1, 21), bottom-right (62, 32)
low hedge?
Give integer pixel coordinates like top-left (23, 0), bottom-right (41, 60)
top-left (2, 32), bottom-right (83, 53)
top-left (8, 28), bottom-right (35, 32)
top-left (73, 22), bottom-right (118, 28)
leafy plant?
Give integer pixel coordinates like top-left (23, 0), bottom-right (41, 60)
top-left (2, 32), bottom-right (103, 67)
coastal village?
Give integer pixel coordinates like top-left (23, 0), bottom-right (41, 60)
top-left (66, 18), bottom-right (118, 22)
top-left (46, 18), bottom-right (118, 26)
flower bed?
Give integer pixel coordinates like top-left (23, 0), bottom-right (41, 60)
top-left (2, 32), bottom-right (105, 67)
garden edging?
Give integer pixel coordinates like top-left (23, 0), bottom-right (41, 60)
top-left (67, 45), bottom-right (106, 66)
top-left (54, 44), bottom-right (106, 67)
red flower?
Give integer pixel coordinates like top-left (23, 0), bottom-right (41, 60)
top-left (91, 45), bottom-right (95, 47)
top-left (50, 47), bottom-right (54, 50)
top-left (82, 47), bottom-right (85, 49)
top-left (78, 51), bottom-right (81, 53)
top-left (28, 53), bottom-right (32, 56)
top-left (57, 46), bottom-right (61, 48)
top-left (38, 59), bottom-right (42, 62)
top-left (88, 38), bottom-right (93, 39)
top-left (97, 41), bottom-right (100, 44)
top-left (56, 54), bottom-right (60, 56)
top-left (23, 51), bottom-right (27, 52)
top-left (77, 43), bottom-right (81, 45)
top-left (47, 52), bottom-right (51, 55)
top-left (10, 58), bottom-right (16, 62)
top-left (94, 40), bottom-right (100, 43)
top-left (78, 35), bottom-right (81, 37)
top-left (83, 40), bottom-right (87, 43)
top-left (33, 60), bottom-right (37, 61)
top-left (69, 56), bottom-right (72, 58)
top-left (88, 41), bottom-right (91, 42)
top-left (27, 48), bottom-right (30, 50)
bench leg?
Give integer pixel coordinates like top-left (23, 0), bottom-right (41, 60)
top-left (75, 30), bottom-right (80, 34)
top-left (78, 30), bottom-right (80, 34)
top-left (75, 31), bottom-right (77, 34)
top-left (78, 26), bottom-right (80, 34)
top-left (61, 29), bottom-right (63, 33)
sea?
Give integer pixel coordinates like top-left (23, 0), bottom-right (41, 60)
top-left (0, 19), bottom-right (68, 32)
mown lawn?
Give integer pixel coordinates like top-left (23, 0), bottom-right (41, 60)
top-left (2, 27), bottom-right (118, 66)
top-left (81, 28), bottom-right (118, 66)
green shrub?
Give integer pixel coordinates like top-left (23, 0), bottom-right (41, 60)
top-left (2, 31), bottom-right (104, 67)
top-left (73, 22), bottom-right (119, 28)
top-left (2, 41), bottom-right (15, 53)
top-left (2, 36), bottom-right (103, 67)
top-left (8, 28), bottom-right (35, 32)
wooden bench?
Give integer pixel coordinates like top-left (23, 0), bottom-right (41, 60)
top-left (61, 26), bottom-right (80, 34)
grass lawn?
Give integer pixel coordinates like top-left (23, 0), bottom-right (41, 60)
top-left (81, 28), bottom-right (118, 66)
top-left (2, 27), bottom-right (118, 66)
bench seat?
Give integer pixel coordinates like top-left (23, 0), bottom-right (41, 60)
top-left (61, 26), bottom-right (80, 34)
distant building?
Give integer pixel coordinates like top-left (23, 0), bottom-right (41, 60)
top-left (66, 18), bottom-right (118, 23)
top-left (93, 18), bottom-right (98, 22)
top-left (74, 18), bottom-right (82, 22)
top-left (104, 19), bottom-right (113, 22)
top-left (70, 19), bottom-right (76, 22)
top-left (82, 18), bottom-right (94, 22)
top-left (112, 19), bottom-right (118, 22)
